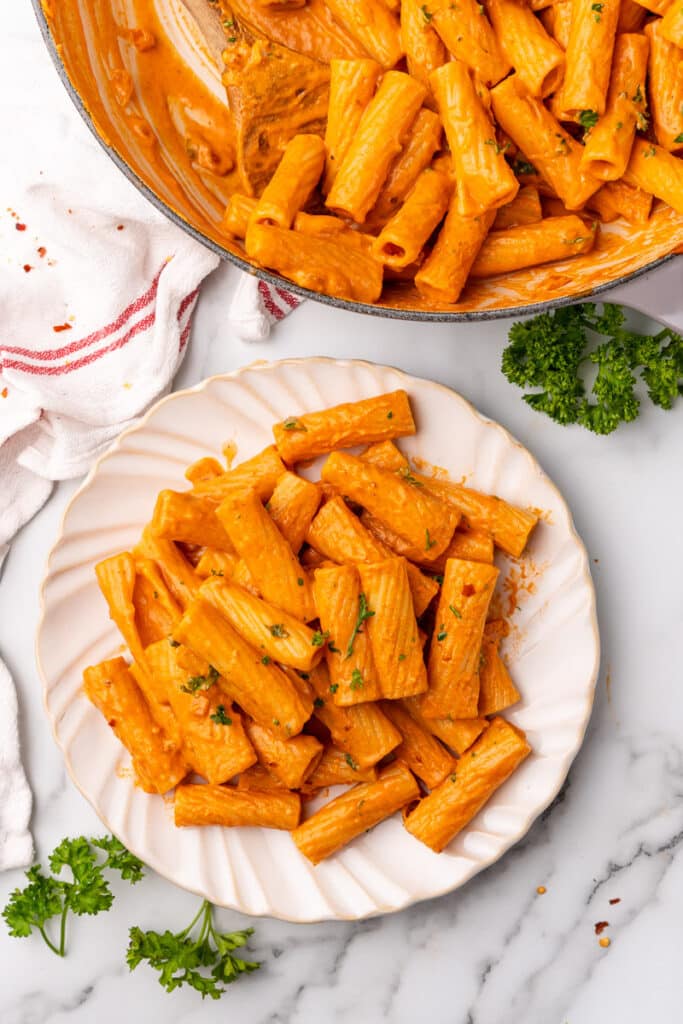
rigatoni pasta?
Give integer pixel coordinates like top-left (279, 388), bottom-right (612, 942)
top-left (83, 389), bottom-right (537, 862)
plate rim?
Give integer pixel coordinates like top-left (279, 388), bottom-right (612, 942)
top-left (35, 357), bottom-right (601, 921)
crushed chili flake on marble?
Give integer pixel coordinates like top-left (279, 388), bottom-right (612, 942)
top-left (15, 223), bottom-right (26, 231)
top-left (536, 885), bottom-right (547, 895)
top-left (599, 936), bottom-right (611, 948)
top-left (609, 898), bottom-right (621, 905)
top-left (1, 388), bottom-right (8, 399)
top-left (37, 246), bottom-right (47, 258)
top-left (117, 224), bottom-right (125, 230)
top-left (53, 323), bottom-right (72, 333)
top-left (594, 921), bottom-right (609, 935)
top-left (23, 264), bottom-right (32, 273)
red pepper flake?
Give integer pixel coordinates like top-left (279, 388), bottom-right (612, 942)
top-left (53, 323), bottom-right (72, 333)
top-left (462, 583), bottom-right (476, 597)
top-left (15, 223), bottom-right (27, 231)
top-left (23, 264), bottom-right (33, 273)
top-left (594, 921), bottom-right (609, 935)
top-left (608, 897), bottom-right (621, 905)
top-left (37, 246), bottom-right (47, 258)
top-left (1, 388), bottom-right (8, 399)
top-left (116, 224), bottom-right (125, 231)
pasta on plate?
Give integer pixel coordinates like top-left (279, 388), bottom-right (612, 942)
top-left (210, 0), bottom-right (683, 305)
top-left (84, 390), bottom-right (539, 864)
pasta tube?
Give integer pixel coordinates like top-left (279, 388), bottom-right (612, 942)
top-left (371, 164), bottom-right (452, 268)
top-left (132, 557), bottom-right (181, 647)
top-left (306, 496), bottom-right (439, 616)
top-left (303, 746), bottom-right (379, 789)
top-left (491, 76), bottom-right (601, 209)
top-left (540, 0), bottom-right (572, 48)
top-left (251, 135), bottom-right (326, 228)
top-left (266, 472), bottom-right (322, 554)
top-left (478, 626), bottom-right (521, 715)
top-left (313, 565), bottom-right (382, 705)
top-left (95, 552), bottom-right (148, 668)
top-left (430, 0), bottom-right (511, 85)
top-left (322, 0), bottom-right (403, 66)
top-left (661, 0), bottom-right (683, 48)
top-left (324, 59), bottom-right (382, 193)
top-left (413, 470), bottom-right (539, 558)
top-left (175, 784), bottom-right (301, 830)
top-left (422, 558), bottom-right (499, 718)
top-left (184, 456), bottom-right (224, 485)
top-left (415, 206), bottom-right (495, 303)
top-left (292, 762), bottom-right (420, 863)
top-left (624, 139), bottom-right (683, 214)
top-left (485, 0), bottom-right (565, 97)
top-left (245, 222), bottom-right (384, 303)
top-left (580, 33), bottom-right (650, 181)
top-left (403, 717), bottom-right (531, 851)
top-left (309, 663), bottom-right (401, 768)
top-left (145, 640), bottom-right (256, 784)
top-left (400, 0), bottom-right (447, 89)
top-left (217, 487), bottom-right (316, 621)
top-left (134, 527), bottom-right (200, 609)
top-left (236, 764), bottom-right (290, 792)
top-left (382, 701), bottom-right (455, 787)
top-left (321, 452), bottom-right (459, 559)
top-left (83, 658), bottom-right (187, 794)
top-left (646, 19), bottom-right (683, 153)
top-left (195, 548), bottom-right (240, 579)
top-left (199, 577), bottom-right (323, 671)
top-left (192, 445), bottom-right (285, 501)
top-left (359, 438), bottom-right (409, 470)
top-left (442, 528), bottom-right (495, 565)
top-left (272, 390), bottom-right (415, 464)
top-left (401, 697), bottom-right (488, 754)
top-left (221, 193), bottom-right (257, 239)
top-left (493, 185), bottom-right (543, 229)
top-left (470, 215), bottom-right (597, 277)
top-left (557, 0), bottom-right (621, 118)
top-left (431, 60), bottom-right (519, 217)
top-left (151, 490), bottom-right (235, 550)
top-left (244, 719), bottom-right (323, 789)
top-left (369, 108), bottom-right (443, 223)
top-left (173, 597), bottom-right (312, 738)
top-left (326, 71), bottom-right (426, 223)
top-left (357, 558), bottom-right (428, 698)
top-left (587, 179), bottom-right (653, 222)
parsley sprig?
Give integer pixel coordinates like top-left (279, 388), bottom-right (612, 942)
top-left (2, 836), bottom-right (144, 957)
top-left (345, 593), bottom-right (375, 659)
top-left (127, 899), bottom-right (260, 1000)
top-left (502, 303), bottom-right (683, 434)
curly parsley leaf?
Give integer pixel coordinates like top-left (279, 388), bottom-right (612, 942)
top-left (127, 899), bottom-right (260, 999)
top-left (344, 592), bottom-right (375, 659)
top-left (502, 303), bottom-right (683, 434)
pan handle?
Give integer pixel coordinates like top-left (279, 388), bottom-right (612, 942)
top-left (602, 255), bottom-right (683, 333)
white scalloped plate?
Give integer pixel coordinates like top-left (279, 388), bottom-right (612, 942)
top-left (37, 359), bottom-right (599, 921)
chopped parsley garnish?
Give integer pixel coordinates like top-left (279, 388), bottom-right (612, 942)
top-left (344, 753), bottom-right (359, 771)
top-left (210, 705), bottom-right (232, 726)
top-left (398, 653), bottom-right (407, 662)
top-left (329, 642), bottom-right (341, 654)
top-left (435, 574), bottom-right (444, 585)
top-left (436, 626), bottom-right (448, 641)
top-left (512, 157), bottom-right (537, 176)
top-left (387, 411), bottom-right (393, 419)
top-left (485, 138), bottom-right (509, 154)
top-left (420, 3), bottom-right (433, 20)
top-left (169, 639), bottom-right (180, 647)
top-left (345, 593), bottom-right (375, 658)
top-left (329, 683), bottom-right (339, 694)
top-left (181, 666), bottom-right (219, 694)
top-left (578, 110), bottom-right (598, 131)
top-left (313, 697), bottom-right (325, 708)
top-left (449, 773), bottom-right (457, 782)
top-left (350, 669), bottom-right (364, 690)
top-left (644, 145), bottom-right (657, 157)
top-left (632, 84), bottom-right (644, 104)
top-left (282, 417), bottom-right (307, 431)
top-left (312, 630), bottom-right (330, 647)
top-left (261, 655), bottom-right (271, 665)
top-left (210, 568), bottom-right (224, 577)
top-left (674, 133), bottom-right (683, 144)
top-left (269, 624), bottom-right (289, 638)
top-left (591, 1), bottom-right (603, 21)
top-left (272, 718), bottom-right (280, 726)
top-left (297, 577), bottom-right (304, 586)
top-left (397, 466), bottom-right (423, 486)
top-left (425, 529), bottom-right (437, 551)
top-left (449, 604), bottom-right (462, 619)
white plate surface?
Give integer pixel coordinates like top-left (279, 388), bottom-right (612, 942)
top-left (37, 359), bottom-right (599, 921)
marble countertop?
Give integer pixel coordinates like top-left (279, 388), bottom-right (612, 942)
top-left (2, 279), bottom-right (683, 1024)
top-left (3, 3), bottom-right (683, 1021)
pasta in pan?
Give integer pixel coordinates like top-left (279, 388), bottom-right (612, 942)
top-left (204, 0), bottom-right (683, 305)
top-left (84, 390), bottom-right (537, 863)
